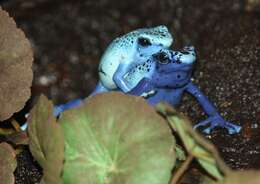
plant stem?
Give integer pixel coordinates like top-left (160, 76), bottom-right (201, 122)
top-left (170, 154), bottom-right (194, 184)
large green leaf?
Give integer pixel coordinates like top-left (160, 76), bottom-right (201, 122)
top-left (0, 143), bottom-right (17, 184)
top-left (60, 92), bottom-right (176, 184)
top-left (28, 95), bottom-right (64, 184)
top-left (156, 103), bottom-right (231, 181)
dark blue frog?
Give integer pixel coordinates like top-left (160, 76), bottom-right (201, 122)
top-left (51, 45), bottom-right (241, 134)
top-left (127, 46), bottom-right (241, 134)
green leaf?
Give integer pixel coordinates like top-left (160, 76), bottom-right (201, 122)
top-left (216, 171), bottom-right (260, 184)
top-left (28, 95), bottom-right (64, 184)
top-left (60, 92), bottom-right (176, 184)
top-left (0, 142), bottom-right (17, 184)
top-left (156, 103), bottom-right (231, 181)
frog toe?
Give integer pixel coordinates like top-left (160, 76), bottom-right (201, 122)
top-left (202, 125), bottom-right (217, 134)
top-left (194, 116), bottom-right (241, 134)
top-left (193, 118), bottom-right (212, 129)
top-left (222, 121), bottom-right (241, 134)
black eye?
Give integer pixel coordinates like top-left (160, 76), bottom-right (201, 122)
top-left (153, 51), bottom-right (169, 64)
top-left (138, 37), bottom-right (151, 47)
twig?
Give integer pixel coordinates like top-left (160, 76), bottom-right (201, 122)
top-left (170, 154), bottom-right (194, 184)
top-left (11, 118), bottom-right (22, 132)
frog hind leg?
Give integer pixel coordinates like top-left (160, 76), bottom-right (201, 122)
top-left (89, 81), bottom-right (111, 96)
top-left (185, 82), bottom-right (241, 134)
top-left (54, 81), bottom-right (110, 117)
top-left (21, 98), bottom-right (84, 130)
top-left (194, 117), bottom-right (241, 134)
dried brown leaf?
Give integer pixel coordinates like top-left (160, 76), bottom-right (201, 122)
top-left (0, 7), bottom-right (33, 121)
top-left (28, 95), bottom-right (64, 184)
top-left (5, 131), bottom-right (29, 145)
top-left (0, 142), bottom-right (17, 184)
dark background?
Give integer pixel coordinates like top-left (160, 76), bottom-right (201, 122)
top-left (1, 0), bottom-right (260, 183)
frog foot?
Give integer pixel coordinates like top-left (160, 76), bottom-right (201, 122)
top-left (140, 90), bottom-right (157, 98)
top-left (193, 114), bottom-right (241, 134)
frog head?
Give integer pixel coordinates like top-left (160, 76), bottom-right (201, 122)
top-left (151, 46), bottom-right (196, 88)
top-left (133, 25), bottom-right (173, 58)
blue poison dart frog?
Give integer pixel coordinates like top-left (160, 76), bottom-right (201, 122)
top-left (21, 26), bottom-right (173, 130)
top-left (92, 25), bottom-right (173, 95)
top-left (127, 46), bottom-right (241, 134)
top-left (50, 46), bottom-right (241, 134)
top-left (21, 26), bottom-right (241, 134)
top-left (53, 26), bottom-right (173, 116)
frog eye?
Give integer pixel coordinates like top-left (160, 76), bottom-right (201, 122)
top-left (153, 51), bottom-right (169, 64)
top-left (138, 37), bottom-right (152, 47)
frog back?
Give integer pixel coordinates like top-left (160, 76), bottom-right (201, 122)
top-left (98, 33), bottom-right (138, 89)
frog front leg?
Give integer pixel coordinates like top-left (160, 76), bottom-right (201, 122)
top-left (113, 63), bottom-right (132, 93)
top-left (128, 77), bottom-right (157, 98)
top-left (185, 82), bottom-right (241, 134)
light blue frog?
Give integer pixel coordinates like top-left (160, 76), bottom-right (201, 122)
top-left (91, 25), bottom-right (173, 95)
top-left (21, 25), bottom-right (173, 130)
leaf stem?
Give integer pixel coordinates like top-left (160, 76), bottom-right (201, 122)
top-left (170, 154), bottom-right (194, 184)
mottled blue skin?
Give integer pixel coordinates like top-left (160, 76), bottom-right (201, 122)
top-left (54, 26), bottom-right (173, 117)
top-left (92, 25), bottom-right (173, 95)
top-left (127, 46), bottom-right (241, 134)
top-left (52, 46), bottom-right (241, 134)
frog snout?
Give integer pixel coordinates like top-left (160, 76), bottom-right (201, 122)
top-left (177, 46), bottom-right (196, 64)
